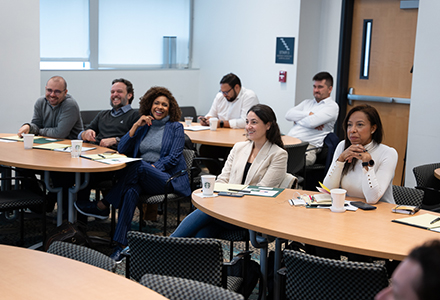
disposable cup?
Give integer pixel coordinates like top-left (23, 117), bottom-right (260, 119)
top-left (330, 188), bottom-right (347, 213)
top-left (210, 118), bottom-right (218, 131)
top-left (184, 116), bottom-right (193, 127)
top-left (23, 134), bottom-right (34, 149)
top-left (71, 140), bottom-right (83, 158)
top-left (201, 175), bottom-right (216, 196)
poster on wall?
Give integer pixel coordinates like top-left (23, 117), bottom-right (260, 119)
top-left (276, 37), bottom-right (295, 64)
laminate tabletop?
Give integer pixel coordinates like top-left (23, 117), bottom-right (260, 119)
top-left (0, 245), bottom-right (167, 299)
top-left (192, 188), bottom-right (440, 261)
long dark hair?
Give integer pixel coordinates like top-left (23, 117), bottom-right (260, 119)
top-left (139, 86), bottom-right (181, 122)
top-left (342, 104), bottom-right (383, 175)
top-left (247, 104), bottom-right (284, 149)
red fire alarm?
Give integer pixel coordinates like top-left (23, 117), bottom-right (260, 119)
top-left (279, 71), bottom-right (287, 82)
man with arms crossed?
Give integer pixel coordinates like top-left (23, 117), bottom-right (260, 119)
top-left (285, 72), bottom-right (339, 166)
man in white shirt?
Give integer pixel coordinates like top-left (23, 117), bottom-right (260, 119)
top-left (285, 72), bottom-right (339, 165)
top-left (200, 73), bottom-right (259, 129)
top-left (199, 73), bottom-right (259, 173)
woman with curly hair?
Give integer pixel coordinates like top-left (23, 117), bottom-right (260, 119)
top-left (75, 86), bottom-right (190, 260)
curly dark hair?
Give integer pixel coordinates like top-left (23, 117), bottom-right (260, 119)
top-left (139, 86), bottom-right (181, 122)
top-left (247, 104), bottom-right (284, 149)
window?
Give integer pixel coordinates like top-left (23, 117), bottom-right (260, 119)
top-left (40, 0), bottom-right (192, 70)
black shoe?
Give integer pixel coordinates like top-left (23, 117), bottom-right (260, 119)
top-left (74, 201), bottom-right (109, 220)
top-left (110, 245), bottom-right (127, 262)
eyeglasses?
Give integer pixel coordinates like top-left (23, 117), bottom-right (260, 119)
top-left (46, 88), bottom-right (65, 96)
top-left (220, 87), bottom-right (233, 96)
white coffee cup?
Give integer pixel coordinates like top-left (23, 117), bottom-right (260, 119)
top-left (23, 134), bottom-right (34, 149)
top-left (71, 140), bottom-right (83, 158)
top-left (184, 116), bottom-right (193, 127)
top-left (201, 175), bottom-right (216, 196)
top-left (330, 188), bottom-right (347, 213)
top-left (209, 118), bottom-right (218, 131)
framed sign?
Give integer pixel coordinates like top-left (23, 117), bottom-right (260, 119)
top-left (276, 37), bottom-right (295, 64)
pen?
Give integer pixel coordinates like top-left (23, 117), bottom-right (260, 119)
top-left (430, 217), bottom-right (440, 225)
top-left (228, 189), bottom-right (250, 193)
top-left (98, 154), bottom-right (106, 159)
top-left (63, 146), bottom-right (69, 150)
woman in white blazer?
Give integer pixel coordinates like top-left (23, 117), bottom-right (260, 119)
top-left (171, 104), bottom-right (288, 238)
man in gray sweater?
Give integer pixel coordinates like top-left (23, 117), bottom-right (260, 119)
top-left (18, 76), bottom-right (83, 139)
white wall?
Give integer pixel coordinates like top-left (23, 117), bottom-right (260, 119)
top-left (0, 0), bottom-right (40, 133)
top-left (405, 0), bottom-right (440, 187)
top-left (192, 0), bottom-right (342, 134)
top-left (41, 70), bottom-right (200, 110)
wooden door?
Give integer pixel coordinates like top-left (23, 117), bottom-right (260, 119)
top-left (348, 0), bottom-right (417, 185)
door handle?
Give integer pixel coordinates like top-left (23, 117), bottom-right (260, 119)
top-left (347, 88), bottom-right (410, 105)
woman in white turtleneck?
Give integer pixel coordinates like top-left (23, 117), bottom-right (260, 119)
top-left (323, 104), bottom-right (398, 204)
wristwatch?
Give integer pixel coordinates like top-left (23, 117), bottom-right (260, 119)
top-left (220, 120), bottom-right (224, 128)
top-left (115, 137), bottom-right (121, 143)
top-left (362, 160), bottom-right (375, 167)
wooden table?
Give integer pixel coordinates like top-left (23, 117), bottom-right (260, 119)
top-left (183, 123), bottom-right (301, 147)
top-left (192, 189), bottom-right (440, 261)
top-left (435, 168), bottom-right (440, 180)
top-left (0, 245), bottom-right (167, 300)
top-left (0, 134), bottom-right (125, 224)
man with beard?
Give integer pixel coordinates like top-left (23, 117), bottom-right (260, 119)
top-left (199, 73), bottom-right (259, 129)
top-left (198, 73), bottom-right (259, 174)
top-left (74, 79), bottom-right (139, 218)
top-left (79, 78), bottom-right (139, 150)
top-left (285, 72), bottom-right (339, 166)
top-left (18, 76), bottom-right (83, 139)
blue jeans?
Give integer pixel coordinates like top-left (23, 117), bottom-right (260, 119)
top-left (171, 208), bottom-right (242, 238)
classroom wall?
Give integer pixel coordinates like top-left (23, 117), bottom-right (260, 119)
top-left (192, 0), bottom-right (342, 134)
top-left (0, 0), bottom-right (40, 133)
top-left (405, 0), bottom-right (440, 187)
top-left (40, 70), bottom-right (200, 110)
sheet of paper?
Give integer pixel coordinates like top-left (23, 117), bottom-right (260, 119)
top-left (54, 146), bottom-right (97, 153)
top-left (33, 143), bottom-right (71, 150)
top-left (183, 125), bottom-right (210, 131)
top-left (96, 157), bottom-right (142, 165)
top-left (214, 183), bottom-right (248, 192)
top-left (194, 192), bottom-right (218, 198)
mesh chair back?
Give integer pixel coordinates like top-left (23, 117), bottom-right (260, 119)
top-left (140, 273), bottom-right (244, 300)
top-left (392, 185), bottom-right (424, 206)
top-left (127, 231), bottom-right (224, 285)
top-left (283, 250), bottom-right (388, 300)
top-left (285, 142), bottom-right (309, 175)
top-left (47, 241), bottom-right (116, 272)
top-left (413, 163), bottom-right (440, 189)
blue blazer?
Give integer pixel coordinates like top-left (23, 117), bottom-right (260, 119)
top-left (118, 121), bottom-right (191, 197)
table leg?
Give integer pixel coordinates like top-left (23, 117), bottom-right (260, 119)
top-left (68, 172), bottom-right (89, 223)
top-left (274, 238), bottom-right (287, 300)
top-left (44, 171), bottom-right (63, 226)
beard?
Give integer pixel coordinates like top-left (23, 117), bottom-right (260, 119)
top-left (226, 90), bottom-right (237, 102)
top-left (110, 96), bottom-right (128, 109)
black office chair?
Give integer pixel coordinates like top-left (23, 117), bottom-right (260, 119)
top-left (302, 132), bottom-right (339, 190)
top-left (280, 249), bottom-right (389, 300)
top-left (413, 163), bottom-right (440, 210)
top-left (180, 106), bottom-right (198, 122)
top-left (392, 185), bottom-right (424, 207)
top-left (140, 273), bottom-right (245, 300)
top-left (0, 173), bottom-right (47, 247)
top-left (125, 232), bottom-right (244, 293)
top-left (285, 141), bottom-right (309, 186)
top-left (80, 110), bottom-right (101, 128)
top-left (47, 241), bottom-right (116, 272)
